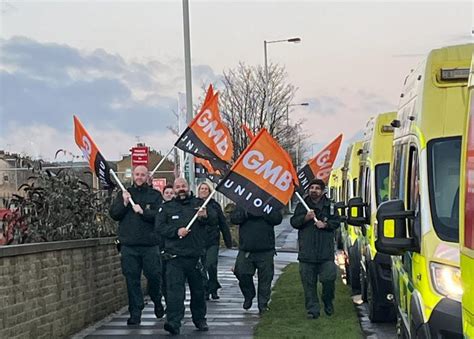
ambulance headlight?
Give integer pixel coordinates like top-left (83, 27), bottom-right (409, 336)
top-left (430, 262), bottom-right (463, 302)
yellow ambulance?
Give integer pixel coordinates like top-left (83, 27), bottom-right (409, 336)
top-left (328, 166), bottom-right (345, 249)
top-left (376, 44), bottom-right (473, 338)
top-left (340, 140), bottom-right (363, 293)
top-left (346, 111), bottom-right (397, 322)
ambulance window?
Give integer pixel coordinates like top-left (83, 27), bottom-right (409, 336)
top-left (358, 165), bottom-right (365, 198)
top-left (330, 188), bottom-right (336, 199)
top-left (364, 168), bottom-right (371, 219)
top-left (391, 143), bottom-right (407, 201)
top-left (375, 163), bottom-right (390, 206)
top-left (364, 168), bottom-right (371, 203)
top-left (427, 137), bottom-right (461, 242)
top-left (407, 147), bottom-right (420, 212)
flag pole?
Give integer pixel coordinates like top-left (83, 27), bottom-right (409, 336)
top-left (109, 169), bottom-right (136, 207)
top-left (150, 147), bottom-right (175, 177)
top-left (294, 191), bottom-right (319, 222)
top-left (184, 189), bottom-right (217, 232)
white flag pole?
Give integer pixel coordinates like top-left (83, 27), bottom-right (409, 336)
top-left (150, 147), bottom-right (175, 177)
top-left (294, 191), bottom-right (319, 222)
top-left (184, 189), bottom-right (217, 232)
top-left (109, 169), bottom-right (136, 207)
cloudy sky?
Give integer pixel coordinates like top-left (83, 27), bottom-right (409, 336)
top-left (0, 1), bottom-right (472, 164)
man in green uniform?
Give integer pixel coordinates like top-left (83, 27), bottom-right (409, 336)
top-left (109, 165), bottom-right (164, 325)
top-left (230, 206), bottom-right (282, 315)
top-left (156, 178), bottom-right (218, 335)
top-left (290, 179), bottom-right (340, 319)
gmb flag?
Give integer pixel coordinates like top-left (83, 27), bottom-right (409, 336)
top-left (242, 123), bottom-right (255, 140)
top-left (175, 85), bottom-right (233, 172)
top-left (195, 156), bottom-right (223, 184)
top-left (298, 134), bottom-right (343, 192)
top-left (73, 115), bottom-right (116, 189)
top-left (216, 129), bottom-right (298, 216)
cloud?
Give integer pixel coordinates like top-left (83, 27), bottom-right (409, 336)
top-left (303, 96), bottom-right (346, 117)
top-left (0, 121), bottom-right (176, 162)
top-left (294, 88), bottom-right (397, 166)
top-left (0, 36), bottom-right (220, 160)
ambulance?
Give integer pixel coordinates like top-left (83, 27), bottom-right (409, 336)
top-left (375, 44), bottom-right (473, 338)
top-left (346, 111), bottom-right (397, 322)
top-left (328, 166), bottom-right (344, 249)
top-left (340, 141), bottom-right (363, 293)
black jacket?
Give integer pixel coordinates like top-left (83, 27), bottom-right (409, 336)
top-left (230, 206), bottom-right (282, 252)
top-left (204, 199), bottom-right (233, 248)
top-left (290, 194), bottom-right (340, 263)
top-left (109, 185), bottom-right (163, 246)
top-left (155, 193), bottom-right (218, 258)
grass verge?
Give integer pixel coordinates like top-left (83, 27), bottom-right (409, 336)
top-left (255, 263), bottom-right (362, 339)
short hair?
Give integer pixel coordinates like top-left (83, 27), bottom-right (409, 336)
top-left (163, 184), bottom-right (174, 191)
top-left (173, 177), bottom-right (188, 187)
top-left (308, 179), bottom-right (326, 191)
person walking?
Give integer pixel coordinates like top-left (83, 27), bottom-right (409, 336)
top-left (230, 206), bottom-right (282, 315)
top-left (290, 179), bottom-right (340, 319)
top-left (197, 182), bottom-right (233, 300)
top-left (109, 165), bottom-right (164, 325)
top-left (156, 178), bottom-right (218, 335)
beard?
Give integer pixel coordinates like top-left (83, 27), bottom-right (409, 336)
top-left (177, 190), bottom-right (187, 199)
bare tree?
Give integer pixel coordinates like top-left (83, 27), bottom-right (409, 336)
top-left (216, 62), bottom-right (307, 167)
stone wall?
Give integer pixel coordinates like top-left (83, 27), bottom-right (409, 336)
top-left (0, 238), bottom-right (127, 339)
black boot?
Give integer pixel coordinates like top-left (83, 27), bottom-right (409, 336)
top-left (194, 320), bottom-right (209, 331)
top-left (243, 298), bottom-right (252, 310)
top-left (154, 303), bottom-right (165, 319)
top-left (127, 314), bottom-right (141, 325)
top-left (164, 322), bottom-right (180, 335)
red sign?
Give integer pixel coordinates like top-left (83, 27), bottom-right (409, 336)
top-left (131, 146), bottom-right (149, 167)
top-left (152, 178), bottom-right (167, 192)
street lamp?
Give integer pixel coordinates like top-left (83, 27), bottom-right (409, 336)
top-left (286, 102), bottom-right (309, 126)
top-left (264, 37), bottom-right (301, 128)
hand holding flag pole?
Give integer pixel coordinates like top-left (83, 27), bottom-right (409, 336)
top-left (179, 189), bottom-right (217, 239)
top-left (294, 191), bottom-right (319, 223)
top-left (109, 169), bottom-right (136, 207)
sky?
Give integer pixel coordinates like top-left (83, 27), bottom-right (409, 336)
top-left (0, 0), bottom-right (473, 165)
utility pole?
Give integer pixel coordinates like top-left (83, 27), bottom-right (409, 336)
top-left (182, 0), bottom-right (195, 191)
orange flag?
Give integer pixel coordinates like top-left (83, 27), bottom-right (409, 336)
top-left (175, 86), bottom-right (233, 171)
top-left (203, 84), bottom-right (214, 106)
top-left (217, 128), bottom-right (298, 216)
top-left (242, 123), bottom-right (255, 140)
top-left (73, 116), bottom-right (115, 189)
top-left (298, 134), bottom-right (343, 192)
top-left (195, 156), bottom-right (222, 184)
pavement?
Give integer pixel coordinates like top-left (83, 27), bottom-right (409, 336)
top-left (72, 217), bottom-right (298, 338)
top-left (72, 216), bottom-right (397, 338)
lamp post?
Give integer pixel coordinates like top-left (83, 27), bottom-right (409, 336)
top-left (286, 102), bottom-right (309, 126)
top-left (182, 0), bottom-right (195, 190)
top-left (263, 37), bottom-right (301, 128)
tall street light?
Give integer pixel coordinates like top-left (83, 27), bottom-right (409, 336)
top-left (286, 102), bottom-right (309, 126)
top-left (182, 0), bottom-right (195, 189)
top-left (264, 37), bottom-right (301, 128)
